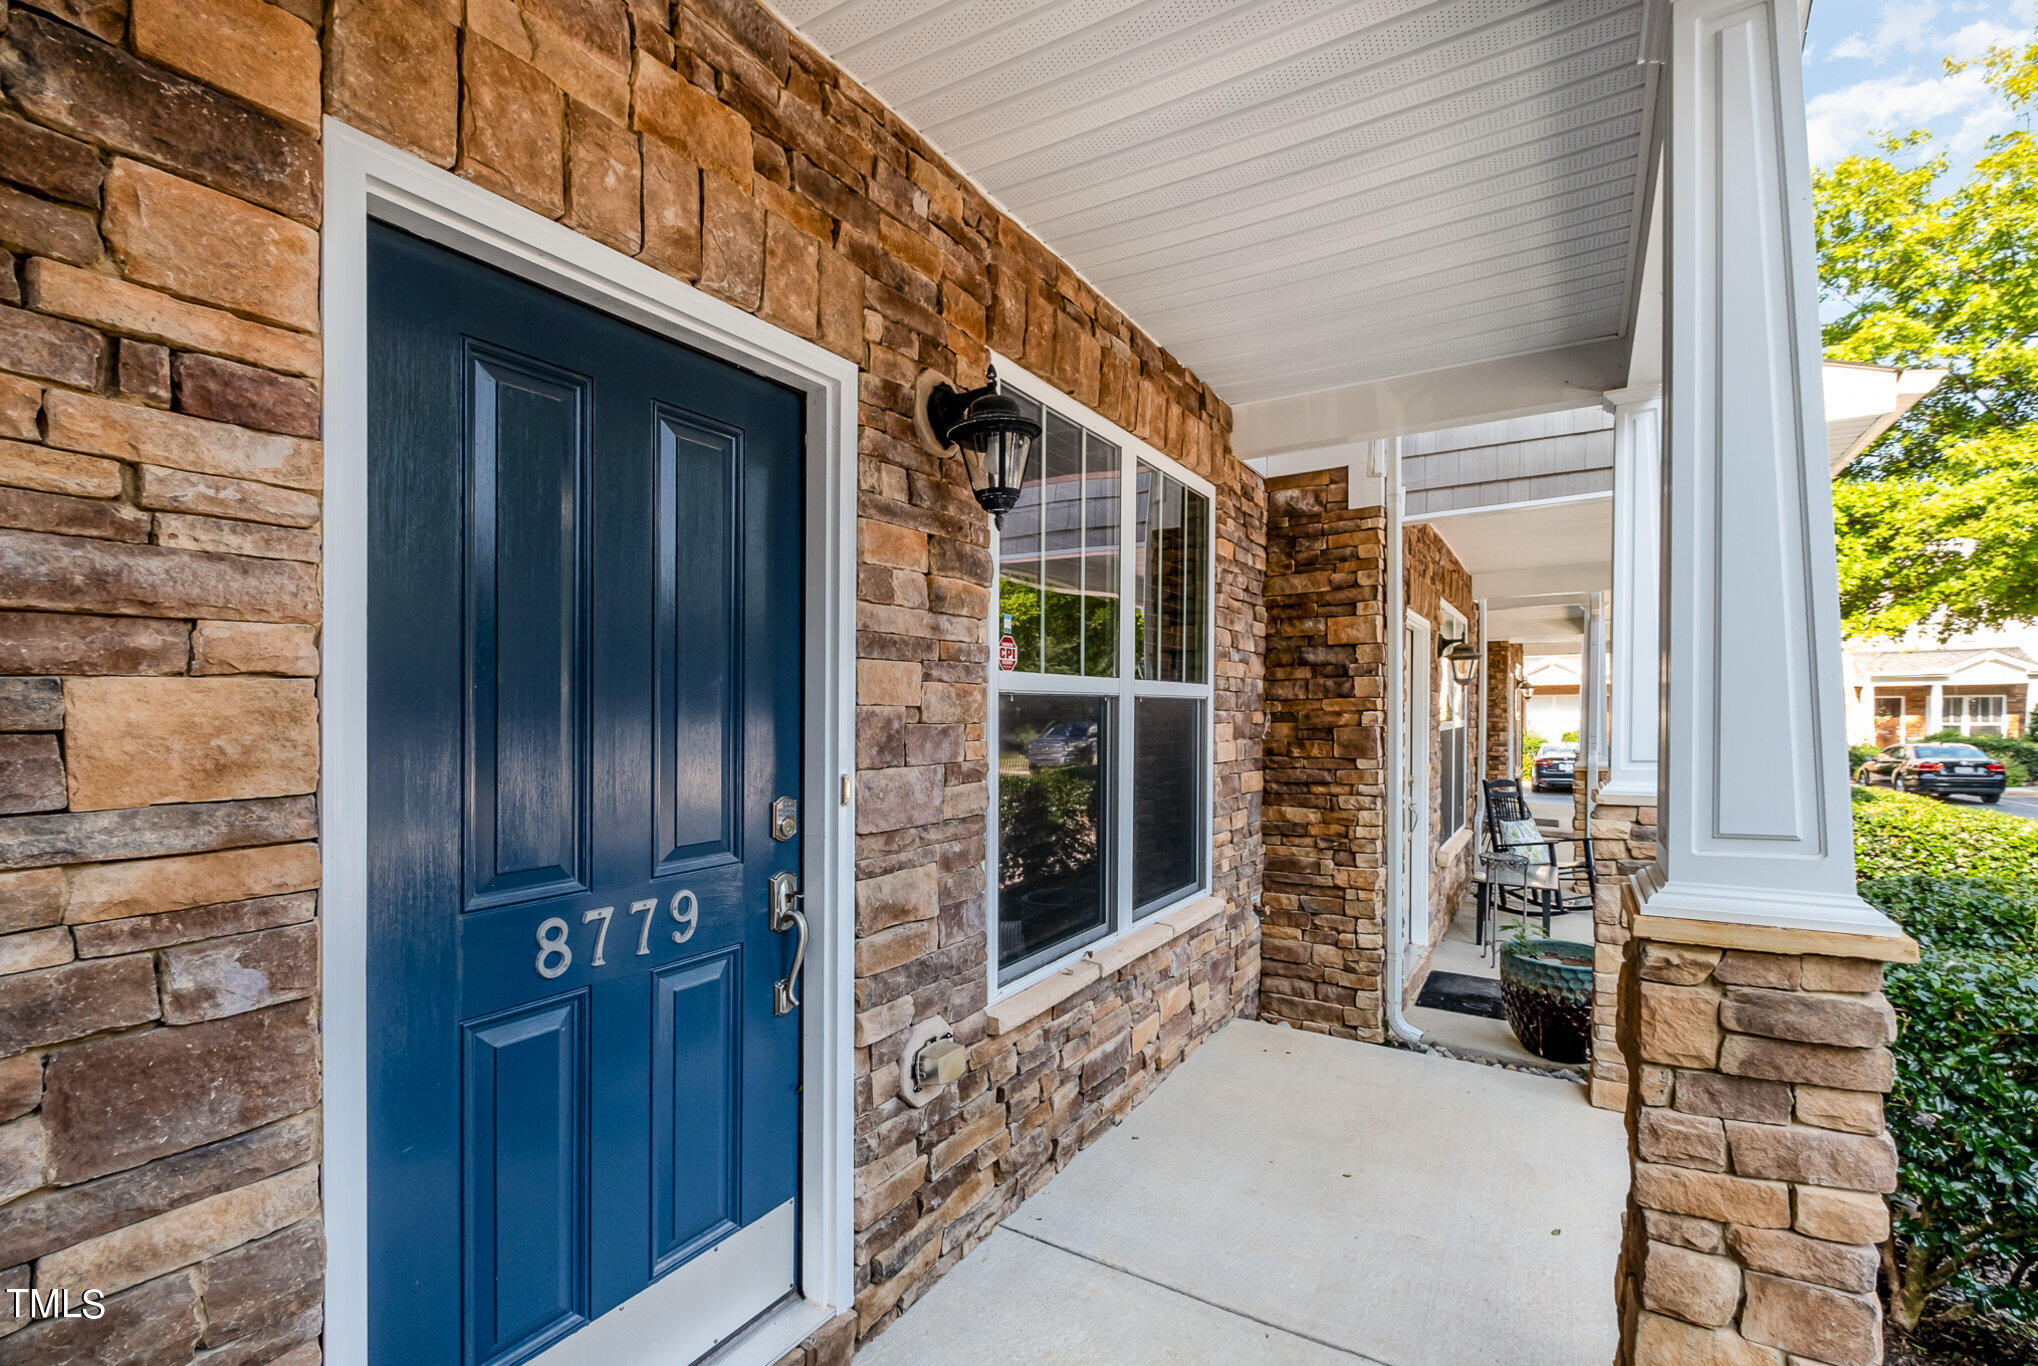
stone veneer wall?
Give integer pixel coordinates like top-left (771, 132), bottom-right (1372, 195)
top-left (1616, 914), bottom-right (1904, 1366)
top-left (1483, 639), bottom-right (1523, 781)
top-left (1259, 479), bottom-right (1477, 1032)
top-left (1261, 469), bottom-right (1387, 1040)
top-left (0, 0), bottom-right (1267, 1355)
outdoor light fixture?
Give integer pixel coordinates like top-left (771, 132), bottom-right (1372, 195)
top-left (915, 365), bottom-right (1042, 528)
top-left (1439, 635), bottom-right (1480, 688)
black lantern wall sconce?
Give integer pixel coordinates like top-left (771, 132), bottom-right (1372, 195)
top-left (1439, 634), bottom-right (1480, 688)
top-left (914, 366), bottom-right (1043, 529)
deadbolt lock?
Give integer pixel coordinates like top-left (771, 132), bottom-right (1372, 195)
top-left (771, 796), bottom-right (798, 842)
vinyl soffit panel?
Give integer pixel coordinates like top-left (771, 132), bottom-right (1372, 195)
top-left (781, 0), bottom-right (1651, 403)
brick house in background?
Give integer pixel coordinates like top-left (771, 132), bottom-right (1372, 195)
top-left (1845, 644), bottom-right (2038, 746)
top-left (0, 1), bottom-right (1926, 1365)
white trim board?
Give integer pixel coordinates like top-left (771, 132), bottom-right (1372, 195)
top-left (319, 120), bottom-right (857, 1366)
top-left (1403, 490), bottom-right (1612, 524)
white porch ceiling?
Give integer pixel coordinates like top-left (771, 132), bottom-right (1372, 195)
top-left (778, 0), bottom-right (1653, 404)
top-left (1412, 491), bottom-right (1610, 578)
top-left (1492, 601), bottom-right (1586, 643)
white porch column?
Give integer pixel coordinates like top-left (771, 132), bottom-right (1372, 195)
top-left (1598, 387), bottom-right (1662, 804)
top-left (1652, 0), bottom-right (1897, 935)
top-left (1926, 682), bottom-right (1944, 736)
top-left (1573, 587), bottom-right (1605, 803)
top-left (1582, 590), bottom-right (1608, 772)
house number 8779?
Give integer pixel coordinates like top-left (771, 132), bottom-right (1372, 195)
top-left (535, 890), bottom-right (698, 979)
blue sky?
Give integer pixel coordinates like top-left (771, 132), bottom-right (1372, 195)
top-left (1804, 0), bottom-right (2032, 167)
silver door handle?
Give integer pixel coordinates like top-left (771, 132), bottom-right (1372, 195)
top-left (769, 871), bottom-right (806, 1016)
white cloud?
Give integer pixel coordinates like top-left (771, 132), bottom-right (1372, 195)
top-left (1805, 65), bottom-right (2004, 161)
top-left (1944, 17), bottom-right (2025, 56)
top-left (1829, 0), bottom-right (1944, 59)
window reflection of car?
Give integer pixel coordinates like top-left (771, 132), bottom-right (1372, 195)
top-left (1026, 720), bottom-right (1098, 769)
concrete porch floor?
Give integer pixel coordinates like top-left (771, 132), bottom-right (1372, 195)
top-left (1406, 892), bottom-right (1596, 1072)
top-left (857, 1019), bottom-right (1626, 1366)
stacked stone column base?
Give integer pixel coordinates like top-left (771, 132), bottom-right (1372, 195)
top-left (1617, 900), bottom-right (1908, 1366)
top-left (1584, 796), bottom-right (1656, 1111)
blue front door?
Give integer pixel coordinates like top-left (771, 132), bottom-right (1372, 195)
top-left (366, 224), bottom-right (805, 1366)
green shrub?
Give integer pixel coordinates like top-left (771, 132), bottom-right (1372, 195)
top-left (1859, 875), bottom-right (2038, 954)
top-left (1923, 728), bottom-right (2036, 786)
top-left (1521, 731), bottom-right (1546, 784)
top-left (1860, 877), bottom-right (2038, 1330)
top-left (1850, 742), bottom-right (1881, 772)
top-left (1852, 785), bottom-right (2038, 883)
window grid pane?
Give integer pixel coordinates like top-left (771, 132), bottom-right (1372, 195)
top-left (997, 693), bottom-right (1112, 979)
top-left (1133, 464), bottom-right (1209, 684)
top-left (1133, 697), bottom-right (1203, 915)
top-left (1082, 432), bottom-right (1119, 679)
top-left (1179, 484), bottom-right (1209, 686)
top-left (997, 393), bottom-right (1046, 673)
top-left (1040, 411), bottom-right (1084, 675)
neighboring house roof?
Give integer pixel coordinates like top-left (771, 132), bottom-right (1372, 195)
top-left (1852, 646), bottom-right (2038, 681)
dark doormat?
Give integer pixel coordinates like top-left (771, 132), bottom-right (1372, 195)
top-left (1416, 970), bottom-right (1506, 1020)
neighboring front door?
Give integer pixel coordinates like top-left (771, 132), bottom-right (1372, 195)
top-left (366, 223), bottom-right (806, 1366)
top-left (1873, 695), bottom-right (1902, 747)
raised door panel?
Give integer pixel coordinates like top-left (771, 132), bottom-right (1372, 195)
top-left (655, 409), bottom-right (743, 875)
top-left (465, 347), bottom-right (591, 911)
top-left (650, 949), bottom-right (741, 1274)
top-left (463, 996), bottom-right (589, 1366)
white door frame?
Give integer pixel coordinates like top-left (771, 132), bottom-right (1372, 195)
top-left (1401, 610), bottom-right (1432, 950)
top-left (319, 121), bottom-right (857, 1366)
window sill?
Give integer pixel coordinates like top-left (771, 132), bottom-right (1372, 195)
top-left (1434, 826), bottom-right (1472, 868)
top-left (986, 894), bottom-right (1228, 1037)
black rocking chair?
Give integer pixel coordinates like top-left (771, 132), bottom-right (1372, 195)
top-left (1474, 777), bottom-right (1597, 945)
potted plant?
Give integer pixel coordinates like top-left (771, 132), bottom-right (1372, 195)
top-left (1498, 922), bottom-right (1595, 1064)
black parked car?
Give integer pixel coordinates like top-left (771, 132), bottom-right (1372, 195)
top-left (1855, 742), bottom-right (2007, 803)
top-left (1531, 742), bottom-right (1578, 792)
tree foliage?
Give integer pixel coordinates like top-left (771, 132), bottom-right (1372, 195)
top-left (1816, 35), bottom-right (2038, 637)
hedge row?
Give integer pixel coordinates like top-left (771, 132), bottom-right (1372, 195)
top-left (1851, 784), bottom-right (2038, 883)
top-left (1860, 873), bottom-right (2038, 1330)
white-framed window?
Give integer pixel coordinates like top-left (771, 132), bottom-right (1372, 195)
top-left (1943, 693), bottom-right (2006, 737)
top-left (986, 357), bottom-right (1215, 993)
top-left (1436, 605), bottom-right (1469, 843)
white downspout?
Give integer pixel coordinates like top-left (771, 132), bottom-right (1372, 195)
top-left (1382, 436), bottom-right (1423, 1046)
